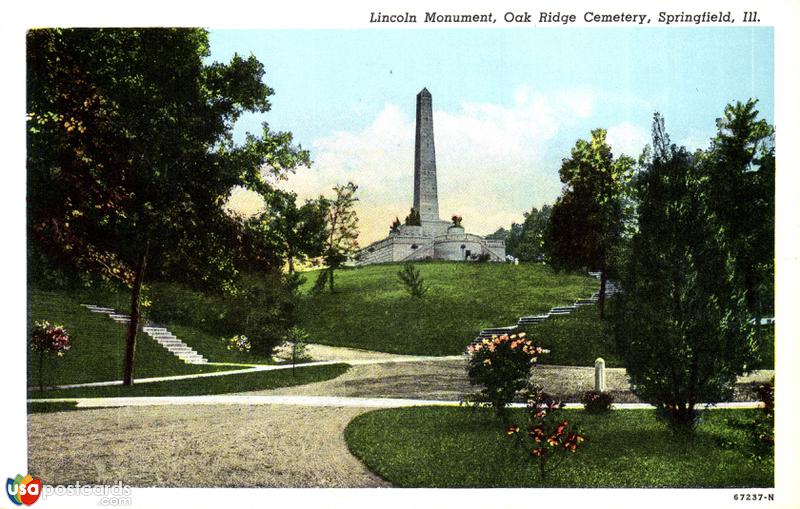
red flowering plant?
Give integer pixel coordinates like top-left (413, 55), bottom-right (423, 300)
top-left (466, 332), bottom-right (547, 421)
top-left (30, 320), bottom-right (71, 392)
top-left (506, 390), bottom-right (586, 482)
top-left (581, 390), bottom-right (614, 414)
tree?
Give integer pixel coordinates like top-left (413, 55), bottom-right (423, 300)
top-left (544, 129), bottom-right (633, 316)
top-left (27, 28), bottom-right (309, 385)
top-left (614, 113), bottom-right (755, 432)
top-left (485, 227), bottom-right (509, 241)
top-left (504, 205), bottom-right (551, 262)
top-left (315, 182), bottom-right (359, 293)
top-left (397, 263), bottom-right (428, 298)
top-left (245, 191), bottom-right (327, 273)
top-left (404, 207), bottom-right (421, 226)
top-left (701, 100), bottom-right (774, 331)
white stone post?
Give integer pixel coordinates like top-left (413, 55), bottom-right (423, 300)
top-left (594, 357), bottom-right (606, 392)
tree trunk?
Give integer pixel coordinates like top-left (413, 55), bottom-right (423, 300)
top-left (123, 247), bottom-right (148, 386)
top-left (754, 289), bottom-right (763, 349)
top-left (39, 352), bottom-right (44, 393)
top-left (328, 267), bottom-right (335, 293)
top-left (286, 243), bottom-right (295, 274)
top-left (599, 270), bottom-right (607, 318)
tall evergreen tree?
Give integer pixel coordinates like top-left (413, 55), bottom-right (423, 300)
top-left (615, 113), bottom-right (756, 431)
top-left (701, 100), bottom-right (774, 326)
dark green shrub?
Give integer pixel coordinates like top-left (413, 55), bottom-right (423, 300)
top-left (404, 207), bottom-right (421, 226)
top-left (215, 274), bottom-right (298, 357)
top-left (581, 390), bottom-right (614, 413)
top-left (146, 283), bottom-right (221, 331)
top-left (397, 263), bottom-right (428, 298)
top-left (147, 272), bottom-right (298, 357)
top-left (751, 379), bottom-right (774, 460)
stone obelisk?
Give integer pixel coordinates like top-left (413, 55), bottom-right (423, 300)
top-left (413, 88), bottom-right (440, 223)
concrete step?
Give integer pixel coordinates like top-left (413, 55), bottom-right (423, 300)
top-left (179, 353), bottom-right (205, 361)
top-left (168, 350), bottom-right (195, 356)
top-left (164, 343), bottom-right (194, 352)
top-left (518, 315), bottom-right (548, 323)
top-left (477, 326), bottom-right (521, 340)
top-left (480, 326), bottom-right (519, 334)
top-left (81, 304), bottom-right (116, 313)
top-left (84, 304), bottom-right (210, 365)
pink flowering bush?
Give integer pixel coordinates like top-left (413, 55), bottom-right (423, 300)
top-left (466, 332), bottom-right (547, 420)
top-left (507, 390), bottom-right (586, 481)
top-left (30, 320), bottom-right (71, 391)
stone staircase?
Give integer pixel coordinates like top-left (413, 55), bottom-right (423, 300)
top-left (81, 304), bottom-right (208, 364)
top-left (474, 272), bottom-right (622, 342)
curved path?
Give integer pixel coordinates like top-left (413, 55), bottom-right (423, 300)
top-left (28, 403), bottom-right (388, 488)
top-left (28, 345), bottom-right (773, 488)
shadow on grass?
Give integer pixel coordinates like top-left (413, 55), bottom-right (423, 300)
top-left (26, 401), bottom-right (113, 414)
top-left (28, 364), bottom-right (350, 399)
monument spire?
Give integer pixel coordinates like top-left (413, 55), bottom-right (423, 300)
top-left (413, 87), bottom-right (440, 222)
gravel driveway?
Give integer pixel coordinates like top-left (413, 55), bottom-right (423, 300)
top-left (28, 354), bottom-right (772, 488)
top-left (240, 359), bottom-right (640, 402)
top-left (28, 404), bottom-right (388, 488)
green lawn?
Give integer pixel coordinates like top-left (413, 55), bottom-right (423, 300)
top-left (522, 303), bottom-right (623, 367)
top-left (28, 289), bottom-right (230, 387)
top-left (523, 302), bottom-right (773, 370)
top-left (166, 323), bottom-right (274, 365)
top-left (344, 406), bottom-right (772, 488)
top-left (298, 262), bottom-right (597, 356)
top-left (28, 363), bottom-right (349, 399)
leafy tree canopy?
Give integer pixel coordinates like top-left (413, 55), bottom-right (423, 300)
top-left (27, 28), bottom-right (310, 384)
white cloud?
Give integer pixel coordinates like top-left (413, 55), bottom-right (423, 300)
top-left (606, 121), bottom-right (649, 159)
top-left (224, 186), bottom-right (265, 218)
top-left (243, 87), bottom-right (609, 244)
top-left (677, 131), bottom-right (711, 152)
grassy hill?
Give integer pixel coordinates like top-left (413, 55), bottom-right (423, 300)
top-left (27, 289), bottom-right (230, 388)
top-left (297, 262), bottom-right (598, 356)
top-left (521, 304), bottom-right (623, 367)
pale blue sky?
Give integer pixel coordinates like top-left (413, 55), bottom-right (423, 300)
top-left (209, 28), bottom-right (773, 242)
